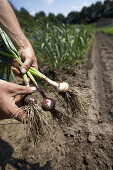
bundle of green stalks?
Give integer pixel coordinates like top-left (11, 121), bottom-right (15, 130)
top-left (0, 27), bottom-right (87, 143)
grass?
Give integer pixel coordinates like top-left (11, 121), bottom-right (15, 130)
top-left (100, 23), bottom-right (113, 36)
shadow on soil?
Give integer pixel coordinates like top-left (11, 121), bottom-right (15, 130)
top-left (0, 138), bottom-right (50, 170)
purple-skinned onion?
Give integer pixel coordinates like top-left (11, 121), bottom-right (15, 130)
top-left (42, 98), bottom-right (55, 111)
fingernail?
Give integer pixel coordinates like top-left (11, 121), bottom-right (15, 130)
top-left (30, 86), bottom-right (37, 91)
top-left (21, 68), bottom-right (26, 74)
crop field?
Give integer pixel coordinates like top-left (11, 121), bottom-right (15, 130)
top-left (26, 24), bottom-right (94, 69)
top-left (0, 23), bottom-right (113, 170)
top-left (0, 24), bottom-right (94, 80)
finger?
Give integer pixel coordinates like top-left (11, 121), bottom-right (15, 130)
top-left (14, 94), bottom-right (25, 103)
top-left (12, 67), bottom-right (22, 78)
top-left (21, 58), bottom-right (32, 74)
top-left (12, 67), bottom-right (31, 84)
top-left (32, 58), bottom-right (38, 70)
top-left (12, 84), bottom-right (37, 96)
top-left (0, 99), bottom-right (25, 122)
top-left (16, 98), bottom-right (25, 108)
top-left (15, 96), bottom-right (25, 107)
top-left (12, 59), bottom-right (19, 69)
top-left (9, 103), bottom-right (25, 122)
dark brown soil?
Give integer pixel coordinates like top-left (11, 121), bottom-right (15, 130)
top-left (0, 32), bottom-right (113, 170)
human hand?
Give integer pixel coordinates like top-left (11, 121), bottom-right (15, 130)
top-left (12, 41), bottom-right (38, 77)
top-left (0, 80), bottom-right (36, 122)
top-left (0, 0), bottom-right (37, 74)
top-left (19, 42), bottom-right (38, 73)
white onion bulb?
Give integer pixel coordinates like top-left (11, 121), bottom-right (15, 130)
top-left (58, 82), bottom-right (69, 92)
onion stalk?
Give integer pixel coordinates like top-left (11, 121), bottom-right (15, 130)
top-left (0, 28), bottom-right (56, 111)
top-left (0, 27), bottom-right (87, 115)
top-left (0, 48), bottom-right (69, 92)
top-left (0, 28), bottom-right (69, 92)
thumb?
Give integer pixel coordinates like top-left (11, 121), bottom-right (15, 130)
top-left (21, 58), bottom-right (32, 74)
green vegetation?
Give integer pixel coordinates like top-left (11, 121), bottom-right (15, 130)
top-left (13, 0), bottom-right (113, 26)
top-left (101, 25), bottom-right (113, 35)
top-left (1, 0), bottom-right (105, 79)
top-left (26, 24), bottom-right (94, 69)
top-left (0, 38), bottom-right (13, 80)
top-left (0, 24), bottom-right (94, 74)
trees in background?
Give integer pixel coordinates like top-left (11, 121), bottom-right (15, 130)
top-left (14, 8), bottom-right (37, 30)
top-left (56, 14), bottom-right (66, 24)
top-left (34, 11), bottom-right (47, 26)
top-left (10, 0), bottom-right (113, 27)
top-left (67, 12), bottom-right (80, 24)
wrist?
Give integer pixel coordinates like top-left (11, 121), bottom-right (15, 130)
top-left (17, 40), bottom-right (33, 56)
top-left (11, 32), bottom-right (29, 51)
top-left (3, 27), bottom-right (29, 51)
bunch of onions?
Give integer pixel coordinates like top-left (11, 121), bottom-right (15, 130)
top-left (0, 28), bottom-right (87, 116)
top-left (0, 28), bottom-right (69, 111)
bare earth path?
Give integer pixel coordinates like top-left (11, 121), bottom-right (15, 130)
top-left (0, 32), bottom-right (113, 170)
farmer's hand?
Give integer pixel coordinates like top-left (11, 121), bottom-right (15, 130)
top-left (19, 41), bottom-right (38, 73)
top-left (0, 0), bottom-right (38, 74)
top-left (12, 41), bottom-right (38, 78)
top-left (0, 80), bottom-right (36, 122)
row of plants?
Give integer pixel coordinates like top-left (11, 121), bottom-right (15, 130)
top-left (25, 24), bottom-right (94, 70)
top-left (0, 24), bottom-right (94, 80)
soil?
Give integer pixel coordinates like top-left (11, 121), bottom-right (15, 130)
top-left (0, 32), bottom-right (113, 170)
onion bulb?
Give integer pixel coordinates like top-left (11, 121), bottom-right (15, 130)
top-left (42, 98), bottom-right (55, 111)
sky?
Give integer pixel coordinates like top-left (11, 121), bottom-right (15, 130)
top-left (10, 0), bottom-right (105, 17)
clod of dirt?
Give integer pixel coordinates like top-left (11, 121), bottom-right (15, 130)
top-left (88, 133), bottom-right (96, 143)
top-left (98, 119), bottom-right (103, 123)
top-left (63, 127), bottom-right (75, 138)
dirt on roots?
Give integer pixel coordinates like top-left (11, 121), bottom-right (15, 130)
top-left (0, 32), bottom-right (113, 170)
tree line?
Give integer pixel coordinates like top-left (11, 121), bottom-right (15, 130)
top-left (10, 0), bottom-right (113, 29)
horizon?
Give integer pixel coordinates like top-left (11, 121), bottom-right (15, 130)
top-left (10, 0), bottom-right (105, 17)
